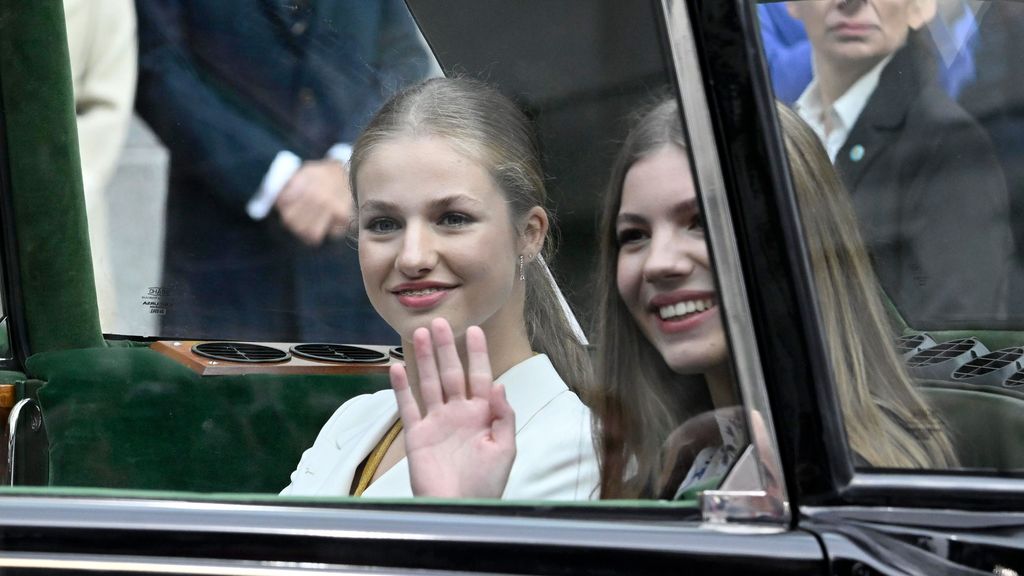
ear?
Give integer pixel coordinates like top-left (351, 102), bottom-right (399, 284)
top-left (518, 206), bottom-right (549, 258)
top-left (907, 0), bottom-right (936, 30)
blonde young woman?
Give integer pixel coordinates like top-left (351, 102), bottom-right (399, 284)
top-left (395, 96), bottom-right (956, 500)
top-left (281, 78), bottom-right (598, 499)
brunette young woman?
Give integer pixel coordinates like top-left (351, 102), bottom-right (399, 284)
top-left (281, 78), bottom-right (598, 499)
top-left (596, 99), bottom-right (957, 498)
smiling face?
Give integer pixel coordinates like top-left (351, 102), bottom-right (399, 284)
top-left (355, 135), bottom-right (528, 343)
top-left (615, 145), bottom-right (727, 375)
top-left (788, 0), bottom-right (928, 70)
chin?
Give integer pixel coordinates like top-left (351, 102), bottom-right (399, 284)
top-left (658, 344), bottom-right (728, 376)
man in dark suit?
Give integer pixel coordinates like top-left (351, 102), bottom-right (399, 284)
top-left (135, 0), bottom-right (430, 342)
top-left (789, 0), bottom-right (1013, 329)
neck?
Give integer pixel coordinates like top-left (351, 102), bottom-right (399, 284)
top-left (812, 54), bottom-right (882, 111)
top-left (705, 364), bottom-right (738, 408)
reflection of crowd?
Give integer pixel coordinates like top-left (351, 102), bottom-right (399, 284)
top-left (761, 0), bottom-right (1023, 328)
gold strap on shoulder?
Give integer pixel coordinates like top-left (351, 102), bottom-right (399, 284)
top-left (352, 419), bottom-right (403, 496)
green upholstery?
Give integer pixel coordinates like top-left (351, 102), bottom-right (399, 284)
top-left (914, 330), bottom-right (1024, 352)
top-left (0, 0), bottom-right (103, 353)
top-left (920, 381), bottom-right (1024, 470)
top-left (30, 347), bottom-right (389, 492)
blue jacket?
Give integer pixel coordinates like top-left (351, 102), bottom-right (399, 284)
top-left (757, 4), bottom-right (812, 104)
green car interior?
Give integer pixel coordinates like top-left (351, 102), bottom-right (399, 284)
top-left (0, 0), bottom-right (1023, 501)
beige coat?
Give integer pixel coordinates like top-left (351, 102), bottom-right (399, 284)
top-left (64, 0), bottom-right (138, 327)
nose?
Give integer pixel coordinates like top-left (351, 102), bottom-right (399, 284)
top-left (837, 0), bottom-right (864, 15)
top-left (642, 229), bottom-right (697, 284)
top-left (396, 221), bottom-right (437, 277)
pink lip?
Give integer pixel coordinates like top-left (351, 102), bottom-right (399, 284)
top-left (831, 22), bottom-right (873, 34)
top-left (390, 281), bottom-right (456, 310)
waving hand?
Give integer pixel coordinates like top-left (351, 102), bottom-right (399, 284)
top-left (390, 318), bottom-right (516, 498)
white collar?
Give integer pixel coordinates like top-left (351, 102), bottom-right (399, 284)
top-left (795, 53), bottom-right (894, 159)
top-left (497, 354), bottom-right (572, 433)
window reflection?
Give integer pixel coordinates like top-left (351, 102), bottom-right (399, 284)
top-left (784, 0), bottom-right (1011, 330)
top-left (762, 0), bottom-right (1024, 472)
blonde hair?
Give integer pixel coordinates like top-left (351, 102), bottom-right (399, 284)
top-left (777, 104), bottom-right (956, 469)
top-left (349, 77), bottom-right (592, 391)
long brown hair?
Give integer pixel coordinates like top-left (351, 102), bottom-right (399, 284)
top-left (349, 77), bottom-right (592, 391)
top-left (595, 99), bottom-right (956, 498)
top-left (594, 99), bottom-right (714, 498)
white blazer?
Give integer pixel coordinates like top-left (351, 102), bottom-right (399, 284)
top-left (282, 354), bottom-right (599, 500)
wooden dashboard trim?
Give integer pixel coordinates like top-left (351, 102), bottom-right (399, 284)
top-left (151, 341), bottom-right (397, 376)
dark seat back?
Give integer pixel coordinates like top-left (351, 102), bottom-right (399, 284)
top-left (920, 381), bottom-right (1024, 469)
top-left (30, 347), bottom-right (389, 492)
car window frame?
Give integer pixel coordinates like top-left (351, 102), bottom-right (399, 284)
top-left (659, 0), bottom-right (792, 525)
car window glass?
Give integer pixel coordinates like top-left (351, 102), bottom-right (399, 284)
top-left (760, 0), bottom-right (1024, 473)
top-left (18, 0), bottom-right (775, 509)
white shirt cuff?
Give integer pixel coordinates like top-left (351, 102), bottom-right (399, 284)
top-left (247, 150), bottom-right (302, 220)
top-left (325, 143), bottom-right (353, 165)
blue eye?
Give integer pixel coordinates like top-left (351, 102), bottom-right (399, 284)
top-left (366, 218), bottom-right (399, 234)
top-left (439, 212), bottom-right (472, 227)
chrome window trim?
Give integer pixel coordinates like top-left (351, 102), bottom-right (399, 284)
top-left (0, 551), bottom-right (499, 576)
top-left (803, 505), bottom-right (1024, 530)
top-left (848, 472), bottom-right (1024, 496)
top-left (660, 0), bottom-right (790, 524)
top-left (0, 497), bottom-right (820, 558)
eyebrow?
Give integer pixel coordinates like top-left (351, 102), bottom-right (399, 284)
top-left (616, 197), bottom-right (700, 226)
top-left (359, 193), bottom-right (485, 213)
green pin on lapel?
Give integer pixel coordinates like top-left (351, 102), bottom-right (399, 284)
top-left (850, 144), bottom-right (865, 162)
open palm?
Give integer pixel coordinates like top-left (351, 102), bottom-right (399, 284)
top-left (391, 319), bottom-right (516, 498)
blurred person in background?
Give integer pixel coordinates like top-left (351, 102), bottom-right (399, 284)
top-left (135, 0), bottom-right (431, 342)
top-left (64, 0), bottom-right (138, 330)
top-left (761, 0), bottom-right (981, 103)
top-left (789, 0), bottom-right (1012, 329)
top-left (758, 4), bottom-right (813, 104)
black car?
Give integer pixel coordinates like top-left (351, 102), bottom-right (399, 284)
top-left (0, 0), bottom-right (1022, 574)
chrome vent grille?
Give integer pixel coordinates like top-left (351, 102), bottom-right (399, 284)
top-left (894, 333), bottom-right (936, 359)
top-left (289, 343), bottom-right (388, 364)
top-left (192, 342), bottom-right (290, 363)
top-left (905, 338), bottom-right (988, 381)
